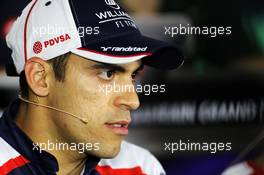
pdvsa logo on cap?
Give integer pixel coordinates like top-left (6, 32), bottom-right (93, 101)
top-left (32, 34), bottom-right (71, 54)
top-left (105, 0), bottom-right (120, 10)
top-left (33, 41), bottom-right (43, 54)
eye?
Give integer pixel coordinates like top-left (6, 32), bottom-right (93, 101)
top-left (131, 72), bottom-right (139, 81)
top-left (98, 70), bottom-right (115, 81)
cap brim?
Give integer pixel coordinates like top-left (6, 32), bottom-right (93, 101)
top-left (71, 33), bottom-right (184, 70)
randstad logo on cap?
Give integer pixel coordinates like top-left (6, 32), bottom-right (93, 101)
top-left (105, 0), bottom-right (120, 10)
top-left (101, 46), bottom-right (148, 52)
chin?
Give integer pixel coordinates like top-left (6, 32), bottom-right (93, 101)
top-left (90, 143), bottom-right (121, 159)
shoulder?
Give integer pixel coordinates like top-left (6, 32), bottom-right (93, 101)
top-left (222, 161), bottom-right (255, 175)
top-left (0, 137), bottom-right (22, 164)
top-left (98, 141), bottom-right (166, 175)
top-left (0, 137), bottom-right (29, 174)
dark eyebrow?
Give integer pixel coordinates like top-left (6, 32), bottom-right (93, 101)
top-left (90, 63), bottom-right (126, 73)
top-left (134, 63), bottom-right (144, 73)
top-left (90, 62), bottom-right (144, 73)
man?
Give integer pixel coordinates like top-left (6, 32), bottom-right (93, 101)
top-left (1, 0), bottom-right (183, 174)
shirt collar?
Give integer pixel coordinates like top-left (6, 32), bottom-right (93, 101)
top-left (1, 99), bottom-right (100, 174)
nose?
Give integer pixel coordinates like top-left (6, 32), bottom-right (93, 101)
top-left (113, 83), bottom-right (140, 111)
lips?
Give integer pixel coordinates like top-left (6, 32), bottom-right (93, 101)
top-left (105, 120), bottom-right (130, 136)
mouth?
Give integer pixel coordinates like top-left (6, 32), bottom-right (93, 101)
top-left (104, 121), bottom-right (130, 136)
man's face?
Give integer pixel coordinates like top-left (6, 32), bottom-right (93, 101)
top-left (48, 54), bottom-right (142, 158)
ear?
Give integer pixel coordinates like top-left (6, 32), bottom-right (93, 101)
top-left (24, 57), bottom-right (51, 97)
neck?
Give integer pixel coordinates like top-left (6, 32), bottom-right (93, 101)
top-left (15, 101), bottom-right (87, 174)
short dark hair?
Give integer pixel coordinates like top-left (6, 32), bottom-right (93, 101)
top-left (19, 53), bottom-right (71, 98)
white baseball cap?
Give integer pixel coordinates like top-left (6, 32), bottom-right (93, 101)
top-left (6, 0), bottom-right (184, 76)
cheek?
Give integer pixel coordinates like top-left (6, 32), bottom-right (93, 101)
top-left (55, 74), bottom-right (110, 118)
top-left (53, 75), bottom-right (112, 130)
top-left (51, 74), bottom-right (123, 151)
top-left (73, 84), bottom-right (110, 123)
